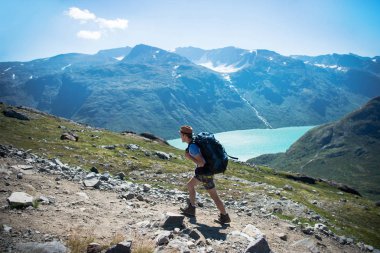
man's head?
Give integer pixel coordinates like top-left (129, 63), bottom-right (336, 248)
top-left (180, 125), bottom-right (193, 143)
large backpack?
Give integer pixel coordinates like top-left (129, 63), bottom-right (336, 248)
top-left (190, 132), bottom-right (229, 174)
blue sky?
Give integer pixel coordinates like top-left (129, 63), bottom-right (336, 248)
top-left (0, 0), bottom-right (379, 61)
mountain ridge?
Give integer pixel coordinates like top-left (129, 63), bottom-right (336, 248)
top-left (1, 44), bottom-right (379, 139)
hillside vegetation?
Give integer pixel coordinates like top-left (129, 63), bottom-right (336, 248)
top-left (1, 102), bottom-right (380, 249)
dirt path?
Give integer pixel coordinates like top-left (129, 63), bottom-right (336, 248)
top-left (0, 156), bottom-right (362, 252)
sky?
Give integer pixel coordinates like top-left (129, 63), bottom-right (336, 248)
top-left (0, 0), bottom-right (379, 62)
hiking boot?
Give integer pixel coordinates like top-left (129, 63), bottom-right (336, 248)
top-left (215, 213), bottom-right (231, 224)
top-left (180, 203), bottom-right (196, 216)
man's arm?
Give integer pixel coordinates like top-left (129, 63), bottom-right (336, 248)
top-left (185, 151), bottom-right (206, 167)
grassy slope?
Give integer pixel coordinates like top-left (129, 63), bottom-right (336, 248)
top-left (0, 103), bottom-right (379, 248)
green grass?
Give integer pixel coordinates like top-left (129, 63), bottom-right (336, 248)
top-left (1, 103), bottom-right (380, 248)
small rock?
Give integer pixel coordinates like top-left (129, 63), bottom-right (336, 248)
top-left (102, 145), bottom-right (117, 150)
top-left (117, 172), bottom-right (125, 180)
top-left (142, 184), bottom-right (151, 192)
top-left (155, 151), bottom-right (171, 160)
top-left (87, 242), bottom-right (102, 253)
top-left (121, 192), bottom-right (135, 200)
top-left (277, 233), bottom-right (287, 241)
top-left (302, 226), bottom-right (314, 235)
top-left (90, 167), bottom-right (99, 174)
top-left (3, 224), bottom-right (12, 233)
top-left (242, 224), bottom-right (264, 239)
top-left (244, 235), bottom-right (271, 253)
top-left (105, 241), bottom-right (132, 253)
top-left (11, 165), bottom-right (33, 170)
top-left (155, 231), bottom-right (172, 246)
top-left (160, 212), bottom-right (185, 229)
top-left (83, 178), bottom-right (101, 188)
top-left (100, 172), bottom-right (110, 181)
top-left (364, 244), bottom-right (374, 252)
top-left (337, 235), bottom-right (347, 245)
top-left (52, 158), bottom-right (64, 167)
top-left (38, 196), bottom-right (51, 205)
top-left (126, 144), bottom-right (139, 150)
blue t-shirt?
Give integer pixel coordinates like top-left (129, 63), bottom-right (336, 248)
top-left (188, 143), bottom-right (211, 175)
top-left (188, 143), bottom-right (201, 157)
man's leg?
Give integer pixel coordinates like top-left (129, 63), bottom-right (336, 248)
top-left (187, 176), bottom-right (200, 206)
top-left (207, 188), bottom-right (227, 214)
top-left (208, 187), bottom-right (231, 224)
top-left (180, 176), bottom-right (200, 216)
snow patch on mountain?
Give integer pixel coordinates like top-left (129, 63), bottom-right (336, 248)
top-left (313, 63), bottom-right (347, 72)
top-left (114, 56), bottom-right (125, 61)
top-left (61, 64), bottom-right (72, 71)
top-left (199, 61), bottom-right (242, 73)
top-left (222, 73), bottom-right (231, 82)
top-left (172, 65), bottom-right (182, 78)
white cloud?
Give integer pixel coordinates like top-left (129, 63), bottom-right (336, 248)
top-left (96, 18), bottom-right (128, 30)
top-left (77, 30), bottom-right (102, 40)
top-left (66, 7), bottom-right (128, 40)
top-left (66, 7), bottom-right (96, 21)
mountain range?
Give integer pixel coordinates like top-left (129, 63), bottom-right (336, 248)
top-left (248, 96), bottom-right (380, 200)
top-left (1, 44), bottom-right (379, 139)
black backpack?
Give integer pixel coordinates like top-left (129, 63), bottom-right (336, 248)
top-left (190, 132), bottom-right (229, 174)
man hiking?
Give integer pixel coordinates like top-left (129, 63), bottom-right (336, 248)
top-left (179, 125), bottom-right (231, 224)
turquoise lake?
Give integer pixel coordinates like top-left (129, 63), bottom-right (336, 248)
top-left (168, 126), bottom-right (315, 161)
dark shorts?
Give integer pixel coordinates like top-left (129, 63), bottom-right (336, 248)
top-left (194, 174), bottom-right (215, 190)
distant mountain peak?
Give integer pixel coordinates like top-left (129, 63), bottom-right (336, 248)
top-left (122, 44), bottom-right (191, 66)
top-left (95, 46), bottom-right (132, 60)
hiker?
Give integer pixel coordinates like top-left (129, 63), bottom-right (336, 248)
top-left (179, 125), bottom-right (231, 224)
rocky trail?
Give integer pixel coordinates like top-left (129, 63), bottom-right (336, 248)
top-left (0, 145), bottom-right (376, 253)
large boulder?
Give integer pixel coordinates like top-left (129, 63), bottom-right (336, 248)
top-left (3, 109), bottom-right (30, 120)
top-left (15, 241), bottom-right (66, 253)
top-left (7, 192), bottom-right (34, 208)
top-left (60, 132), bottom-right (79, 141)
